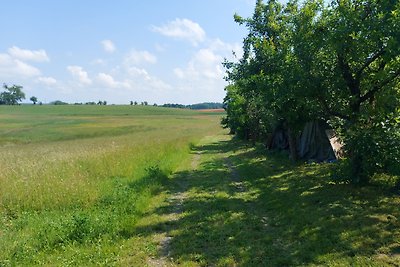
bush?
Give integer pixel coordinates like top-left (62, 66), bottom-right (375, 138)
top-left (343, 114), bottom-right (400, 183)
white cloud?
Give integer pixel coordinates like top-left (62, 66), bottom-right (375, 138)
top-left (174, 48), bottom-right (223, 80)
top-left (0, 53), bottom-right (41, 78)
top-left (168, 38), bottom-right (243, 103)
top-left (91, 58), bottom-right (106, 65)
top-left (173, 68), bottom-right (185, 79)
top-left (36, 76), bottom-right (57, 86)
top-left (8, 46), bottom-right (49, 62)
top-left (67, 65), bottom-right (92, 85)
top-left (153, 18), bottom-right (206, 46)
top-left (208, 38), bottom-right (243, 59)
top-left (126, 66), bottom-right (151, 80)
top-left (126, 66), bottom-right (172, 92)
top-left (155, 43), bottom-right (167, 52)
top-left (173, 38), bottom-right (242, 82)
top-left (101, 40), bottom-right (116, 53)
top-left (97, 73), bottom-right (129, 88)
top-left (125, 50), bottom-right (157, 65)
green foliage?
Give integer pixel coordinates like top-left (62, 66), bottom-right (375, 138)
top-left (0, 84), bottom-right (25, 105)
top-left (345, 113), bottom-right (400, 182)
top-left (224, 0), bottom-right (400, 183)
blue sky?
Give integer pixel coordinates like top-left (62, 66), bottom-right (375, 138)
top-left (0, 0), bottom-right (258, 104)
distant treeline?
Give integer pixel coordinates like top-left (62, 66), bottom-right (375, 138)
top-left (48, 101), bottom-right (223, 109)
top-left (162, 102), bottom-right (223, 110)
top-left (0, 84), bottom-right (223, 110)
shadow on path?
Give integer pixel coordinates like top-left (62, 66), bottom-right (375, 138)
top-left (139, 137), bottom-right (400, 266)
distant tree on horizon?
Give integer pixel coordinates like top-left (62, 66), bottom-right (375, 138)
top-left (30, 96), bottom-right (38, 105)
top-left (50, 100), bottom-right (68, 105)
top-left (161, 102), bottom-right (223, 110)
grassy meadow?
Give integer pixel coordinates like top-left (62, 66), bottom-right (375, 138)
top-left (1, 105), bottom-right (400, 266)
top-left (0, 105), bottom-right (224, 265)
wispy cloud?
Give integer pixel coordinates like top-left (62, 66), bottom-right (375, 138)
top-left (152, 18), bottom-right (206, 46)
top-left (67, 65), bottom-right (92, 85)
top-left (97, 73), bottom-right (129, 88)
top-left (0, 53), bottom-right (41, 78)
top-left (36, 76), bottom-right (57, 86)
top-left (173, 48), bottom-right (223, 80)
top-left (173, 39), bottom-right (240, 81)
top-left (8, 46), bottom-right (49, 62)
top-left (125, 49), bottom-right (157, 65)
top-left (101, 40), bottom-right (116, 53)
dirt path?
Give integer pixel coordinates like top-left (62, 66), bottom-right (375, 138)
top-left (148, 152), bottom-right (201, 266)
top-left (224, 157), bottom-right (247, 192)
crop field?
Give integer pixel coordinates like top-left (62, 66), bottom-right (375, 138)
top-left (0, 105), bottom-right (224, 265)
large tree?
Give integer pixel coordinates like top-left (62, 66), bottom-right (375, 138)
top-left (223, 0), bottom-right (400, 183)
top-left (293, 0), bottom-right (400, 182)
top-left (225, 0), bottom-right (321, 159)
top-left (0, 84), bottom-right (25, 105)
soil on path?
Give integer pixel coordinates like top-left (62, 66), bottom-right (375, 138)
top-left (147, 143), bottom-right (246, 266)
top-left (147, 151), bottom-right (201, 266)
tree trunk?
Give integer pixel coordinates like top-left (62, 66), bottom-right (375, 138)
top-left (349, 146), bottom-right (370, 185)
top-left (287, 127), bottom-right (298, 162)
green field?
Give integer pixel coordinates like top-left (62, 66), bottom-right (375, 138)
top-left (1, 105), bottom-right (399, 266)
top-left (0, 105), bottom-right (224, 265)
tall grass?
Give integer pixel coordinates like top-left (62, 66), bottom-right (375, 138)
top-left (0, 105), bottom-right (223, 265)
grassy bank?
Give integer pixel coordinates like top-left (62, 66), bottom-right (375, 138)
top-left (137, 135), bottom-right (400, 266)
top-left (0, 105), bottom-right (223, 265)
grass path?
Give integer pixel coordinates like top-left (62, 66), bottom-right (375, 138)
top-left (143, 133), bottom-right (259, 266)
top-left (146, 144), bottom-right (207, 266)
top-left (136, 132), bottom-right (400, 266)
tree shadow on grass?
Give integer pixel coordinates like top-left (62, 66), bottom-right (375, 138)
top-left (190, 138), bottom-right (251, 155)
top-left (136, 138), bottom-right (400, 266)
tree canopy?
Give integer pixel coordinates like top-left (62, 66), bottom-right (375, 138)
top-left (223, 0), bottom-right (400, 184)
top-left (0, 84), bottom-right (25, 105)
top-left (30, 96), bottom-right (38, 104)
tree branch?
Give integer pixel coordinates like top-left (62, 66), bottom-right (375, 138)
top-left (360, 68), bottom-right (400, 103)
top-left (355, 47), bottom-right (385, 80)
top-left (337, 53), bottom-right (360, 96)
top-left (317, 94), bottom-right (350, 121)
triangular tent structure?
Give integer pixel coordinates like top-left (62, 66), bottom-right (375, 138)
top-left (268, 124), bottom-right (289, 151)
top-left (297, 121), bottom-right (336, 162)
top-left (267, 120), bottom-right (340, 162)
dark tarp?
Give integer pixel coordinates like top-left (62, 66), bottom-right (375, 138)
top-left (267, 120), bottom-right (337, 162)
top-left (297, 121), bottom-right (336, 162)
top-left (268, 128), bottom-right (289, 150)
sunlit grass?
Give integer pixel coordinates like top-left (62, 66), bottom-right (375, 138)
top-left (0, 105), bottom-right (223, 265)
top-left (3, 105), bottom-right (398, 266)
top-left (134, 135), bottom-right (400, 266)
